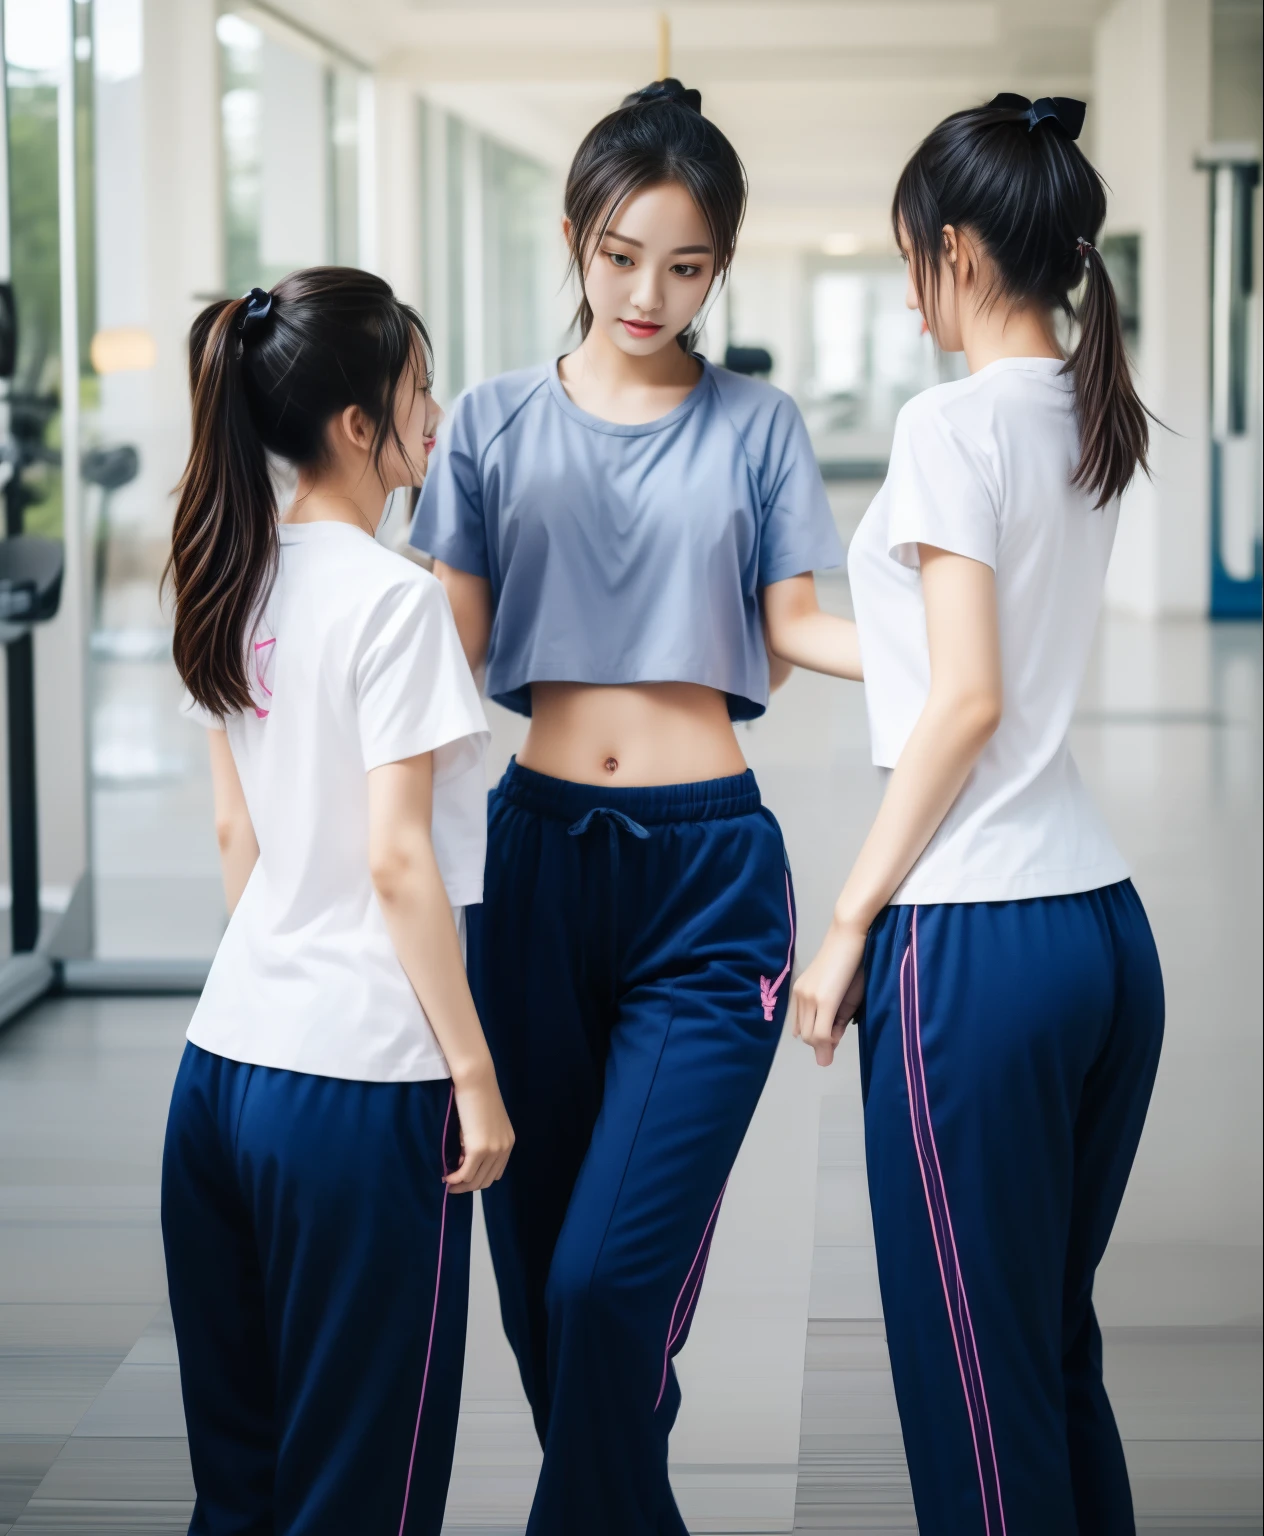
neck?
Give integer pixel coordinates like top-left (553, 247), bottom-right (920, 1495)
top-left (568, 321), bottom-right (700, 392)
top-left (286, 470), bottom-right (385, 536)
top-left (959, 300), bottom-right (1061, 374)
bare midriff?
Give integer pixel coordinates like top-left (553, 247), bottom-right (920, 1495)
top-left (518, 681), bottom-right (748, 787)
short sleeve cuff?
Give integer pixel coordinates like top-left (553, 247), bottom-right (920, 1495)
top-left (179, 690), bottom-right (225, 731)
top-left (407, 519), bottom-right (490, 580)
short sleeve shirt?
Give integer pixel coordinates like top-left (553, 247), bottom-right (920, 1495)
top-left (847, 357), bottom-right (1130, 904)
top-left (411, 357), bottom-right (845, 720)
top-left (184, 522), bottom-right (490, 1082)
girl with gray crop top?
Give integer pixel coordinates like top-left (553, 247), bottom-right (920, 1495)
top-left (412, 79), bottom-right (860, 1535)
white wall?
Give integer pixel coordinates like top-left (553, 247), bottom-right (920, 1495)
top-left (1095, 0), bottom-right (1213, 617)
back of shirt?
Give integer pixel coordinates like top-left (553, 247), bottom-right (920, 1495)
top-left (186, 522), bottom-right (489, 1082)
top-left (848, 356), bottom-right (1129, 904)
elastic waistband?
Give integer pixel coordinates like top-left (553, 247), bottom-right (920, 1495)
top-left (498, 758), bottom-right (762, 825)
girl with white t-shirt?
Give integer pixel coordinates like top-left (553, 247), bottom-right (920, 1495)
top-left (793, 98), bottom-right (1164, 1533)
top-left (161, 268), bottom-right (513, 1535)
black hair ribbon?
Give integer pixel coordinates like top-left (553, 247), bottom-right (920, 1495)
top-left (237, 287), bottom-right (274, 336)
top-left (987, 92), bottom-right (1086, 141)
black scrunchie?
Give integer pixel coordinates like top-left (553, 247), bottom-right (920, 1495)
top-left (987, 92), bottom-right (1086, 141)
top-left (625, 77), bottom-right (703, 114)
top-left (236, 287), bottom-right (274, 338)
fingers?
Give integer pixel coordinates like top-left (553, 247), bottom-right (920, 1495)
top-left (444, 1137), bottom-right (515, 1193)
top-left (793, 978), bottom-right (852, 1069)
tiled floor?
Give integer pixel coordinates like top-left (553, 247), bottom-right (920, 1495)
top-left (1, 603), bottom-right (1260, 1533)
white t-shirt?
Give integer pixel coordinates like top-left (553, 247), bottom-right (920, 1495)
top-left (848, 356), bottom-right (1129, 905)
top-left (185, 521), bottom-right (490, 1082)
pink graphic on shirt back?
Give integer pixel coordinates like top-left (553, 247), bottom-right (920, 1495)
top-left (252, 634), bottom-right (276, 719)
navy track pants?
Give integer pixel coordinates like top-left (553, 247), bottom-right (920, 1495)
top-left (468, 760), bottom-right (795, 1535)
top-left (858, 881), bottom-right (1164, 1535)
top-left (161, 1043), bottom-right (471, 1535)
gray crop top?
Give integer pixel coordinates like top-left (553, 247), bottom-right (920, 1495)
top-left (410, 356), bottom-right (844, 720)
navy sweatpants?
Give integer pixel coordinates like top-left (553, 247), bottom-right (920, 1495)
top-left (161, 1043), bottom-right (471, 1536)
top-left (468, 761), bottom-right (795, 1535)
top-left (858, 882), bottom-right (1164, 1535)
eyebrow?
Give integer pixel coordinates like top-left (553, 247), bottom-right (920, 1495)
top-left (604, 229), bottom-right (713, 256)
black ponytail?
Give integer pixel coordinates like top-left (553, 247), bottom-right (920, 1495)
top-left (166, 267), bottom-right (432, 718)
top-left (563, 78), bottom-right (747, 349)
top-left (893, 95), bottom-right (1151, 507)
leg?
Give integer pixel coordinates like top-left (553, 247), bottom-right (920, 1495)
top-left (859, 896), bottom-right (1126, 1536)
top-left (162, 1043), bottom-right (276, 1536)
top-left (1064, 883), bottom-right (1164, 1535)
top-left (235, 1070), bottom-right (471, 1536)
top-left (469, 789), bottom-right (608, 1440)
top-left (528, 810), bottom-right (794, 1536)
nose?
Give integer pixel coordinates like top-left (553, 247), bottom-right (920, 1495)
top-left (629, 266), bottom-right (663, 317)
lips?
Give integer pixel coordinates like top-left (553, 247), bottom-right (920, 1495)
top-left (621, 319), bottom-right (663, 339)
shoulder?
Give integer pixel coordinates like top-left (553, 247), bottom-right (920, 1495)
top-left (893, 373), bottom-right (1004, 463)
top-left (449, 364), bottom-right (551, 442)
top-left (341, 540), bottom-right (448, 620)
top-left (705, 364), bottom-right (809, 480)
top-left (706, 362), bottom-right (803, 432)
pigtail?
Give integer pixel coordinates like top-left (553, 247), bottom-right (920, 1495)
top-left (1067, 242), bottom-right (1151, 508)
top-left (166, 296), bottom-right (278, 718)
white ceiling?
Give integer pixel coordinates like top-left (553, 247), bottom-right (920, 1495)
top-left (265, 0), bottom-right (1116, 250)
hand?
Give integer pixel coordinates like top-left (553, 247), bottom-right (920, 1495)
top-left (447, 1066), bottom-right (515, 1193)
top-left (792, 917), bottom-right (868, 1067)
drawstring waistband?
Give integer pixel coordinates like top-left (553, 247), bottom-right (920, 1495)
top-left (500, 757), bottom-right (761, 825)
top-left (568, 806), bottom-right (650, 1009)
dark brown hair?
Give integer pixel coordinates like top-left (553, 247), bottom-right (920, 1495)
top-left (893, 96), bottom-right (1151, 507)
top-left (165, 267), bottom-right (431, 718)
top-left (563, 78), bottom-right (747, 349)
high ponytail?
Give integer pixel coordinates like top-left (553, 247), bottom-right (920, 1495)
top-left (893, 94), bottom-right (1152, 507)
top-left (1066, 241), bottom-right (1150, 506)
top-left (169, 295), bottom-right (277, 719)
top-left (165, 267), bottom-right (433, 718)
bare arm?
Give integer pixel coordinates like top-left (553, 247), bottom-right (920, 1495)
top-left (793, 548), bottom-right (1002, 1063)
top-left (763, 573), bottom-right (863, 681)
top-left (368, 753), bottom-right (513, 1191)
top-left (762, 600), bottom-right (795, 692)
top-left (434, 560), bottom-right (492, 675)
top-left (208, 729), bottom-right (259, 915)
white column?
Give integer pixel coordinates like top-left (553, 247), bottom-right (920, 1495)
top-left (461, 125), bottom-right (486, 386)
top-left (370, 79), bottom-right (421, 303)
top-left (1095, 0), bottom-right (1212, 616)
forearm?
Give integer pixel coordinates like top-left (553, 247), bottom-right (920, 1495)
top-left (769, 610), bottom-right (863, 680)
top-left (217, 822), bottom-right (259, 915)
top-left (834, 693), bottom-right (996, 930)
top-left (374, 844), bottom-right (494, 1087)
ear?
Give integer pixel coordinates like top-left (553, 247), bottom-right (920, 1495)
top-left (941, 224), bottom-right (960, 268)
top-left (561, 214), bottom-right (573, 246)
top-left (334, 403), bottom-right (374, 454)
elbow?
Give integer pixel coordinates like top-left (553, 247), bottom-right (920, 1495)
top-left (216, 815), bottom-right (248, 856)
top-left (369, 840), bottom-right (421, 906)
top-left (956, 688), bottom-right (1003, 747)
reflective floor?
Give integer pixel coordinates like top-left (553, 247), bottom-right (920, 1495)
top-left (1, 598), bottom-right (1260, 1533)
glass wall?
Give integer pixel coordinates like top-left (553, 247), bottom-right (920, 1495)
top-left (419, 100), bottom-right (566, 404)
top-left (218, 11), bottom-right (363, 297)
top-left (78, 3), bottom-right (369, 960)
top-left (803, 259), bottom-right (965, 473)
top-left (3, 0), bottom-right (65, 547)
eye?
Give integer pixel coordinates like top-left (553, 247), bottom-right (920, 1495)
top-left (670, 263), bottom-right (701, 278)
top-left (605, 250), bottom-right (634, 268)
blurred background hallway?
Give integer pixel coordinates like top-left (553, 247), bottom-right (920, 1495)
top-left (1, 2), bottom-right (1260, 1531)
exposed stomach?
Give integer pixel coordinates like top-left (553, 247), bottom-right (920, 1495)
top-left (518, 681), bottom-right (748, 787)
